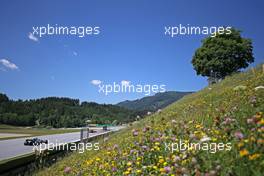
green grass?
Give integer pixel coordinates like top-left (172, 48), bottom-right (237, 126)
top-left (0, 124), bottom-right (80, 140)
top-left (36, 65), bottom-right (264, 176)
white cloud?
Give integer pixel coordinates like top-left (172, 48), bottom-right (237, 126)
top-left (73, 51), bottom-right (78, 56)
top-left (28, 32), bottom-right (38, 42)
top-left (121, 80), bottom-right (130, 86)
top-left (91, 80), bottom-right (102, 86)
top-left (0, 59), bottom-right (19, 70)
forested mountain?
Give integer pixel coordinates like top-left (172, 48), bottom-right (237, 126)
top-left (0, 93), bottom-right (138, 127)
top-left (117, 91), bottom-right (193, 111)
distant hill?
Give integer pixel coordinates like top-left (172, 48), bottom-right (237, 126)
top-left (117, 91), bottom-right (193, 112)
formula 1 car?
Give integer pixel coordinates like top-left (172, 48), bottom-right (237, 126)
top-left (24, 138), bottom-right (48, 146)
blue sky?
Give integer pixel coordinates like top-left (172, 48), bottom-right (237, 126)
top-left (0, 0), bottom-right (263, 104)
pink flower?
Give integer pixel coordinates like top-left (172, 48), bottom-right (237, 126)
top-left (132, 129), bottom-right (138, 136)
top-left (222, 117), bottom-right (235, 125)
top-left (143, 126), bottom-right (150, 132)
top-left (171, 137), bottom-right (176, 141)
top-left (64, 167), bottom-right (71, 174)
top-left (113, 144), bottom-right (119, 149)
top-left (133, 131), bottom-right (138, 136)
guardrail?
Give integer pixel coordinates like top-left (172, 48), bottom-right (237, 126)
top-left (0, 130), bottom-right (113, 176)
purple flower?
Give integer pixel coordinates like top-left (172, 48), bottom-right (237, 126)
top-left (234, 131), bottom-right (244, 139)
top-left (112, 167), bottom-right (117, 172)
top-left (142, 145), bottom-right (148, 150)
top-left (132, 129), bottom-right (139, 136)
top-left (130, 149), bottom-right (138, 154)
top-left (164, 166), bottom-right (171, 173)
top-left (155, 137), bottom-right (161, 142)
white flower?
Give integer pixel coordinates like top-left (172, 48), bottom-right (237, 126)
top-left (171, 119), bottom-right (176, 124)
top-left (200, 136), bottom-right (211, 142)
top-left (254, 86), bottom-right (264, 91)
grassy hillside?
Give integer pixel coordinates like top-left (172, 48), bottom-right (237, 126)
top-left (36, 65), bottom-right (264, 176)
top-left (117, 91), bottom-right (193, 112)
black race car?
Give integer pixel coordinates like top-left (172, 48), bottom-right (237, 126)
top-left (24, 138), bottom-right (48, 146)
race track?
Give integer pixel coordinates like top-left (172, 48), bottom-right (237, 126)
top-left (0, 127), bottom-right (121, 161)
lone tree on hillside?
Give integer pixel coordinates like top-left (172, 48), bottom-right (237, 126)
top-left (192, 28), bottom-right (254, 84)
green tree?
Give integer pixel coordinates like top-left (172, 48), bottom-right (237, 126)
top-left (0, 93), bottom-right (9, 103)
top-left (192, 28), bottom-right (254, 84)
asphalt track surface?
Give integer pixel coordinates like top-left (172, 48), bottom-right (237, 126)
top-left (0, 127), bottom-right (124, 161)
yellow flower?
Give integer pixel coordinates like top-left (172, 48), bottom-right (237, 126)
top-left (258, 119), bottom-right (264, 125)
top-left (243, 139), bottom-right (249, 143)
top-left (239, 149), bottom-right (249, 157)
top-left (155, 142), bottom-right (160, 146)
top-left (159, 168), bottom-right (165, 173)
top-left (256, 112), bottom-right (262, 119)
top-left (153, 166), bottom-right (158, 170)
top-left (95, 157), bottom-right (101, 162)
top-left (214, 130), bottom-right (220, 135)
top-left (211, 137), bottom-right (217, 142)
top-left (237, 142), bottom-right (244, 148)
top-left (154, 146), bottom-right (160, 151)
top-left (127, 162), bottom-right (132, 167)
top-left (159, 158), bottom-right (164, 164)
top-left (123, 171), bottom-right (130, 175)
top-left (195, 124), bottom-right (202, 129)
top-left (136, 169), bottom-right (142, 174)
top-left (249, 153), bottom-right (261, 160)
top-left (181, 159), bottom-right (187, 165)
top-left (250, 136), bottom-right (256, 142)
